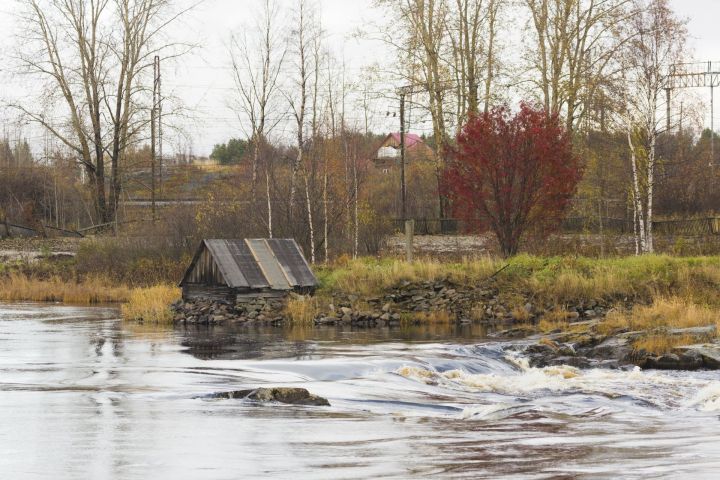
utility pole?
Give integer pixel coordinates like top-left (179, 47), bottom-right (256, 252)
top-left (399, 90), bottom-right (407, 222)
top-left (157, 56), bottom-right (163, 194)
top-left (712, 83), bottom-right (715, 165)
top-left (150, 108), bottom-right (156, 223)
top-left (151, 55), bottom-right (160, 223)
top-left (666, 60), bottom-right (720, 166)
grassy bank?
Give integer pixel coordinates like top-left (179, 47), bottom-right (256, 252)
top-left (311, 255), bottom-right (720, 354)
top-left (316, 254), bottom-right (720, 306)
top-left (4, 253), bottom-right (720, 348)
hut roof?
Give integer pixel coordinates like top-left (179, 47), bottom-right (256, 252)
top-left (180, 239), bottom-right (318, 290)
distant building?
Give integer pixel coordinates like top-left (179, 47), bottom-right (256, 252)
top-left (372, 132), bottom-right (434, 172)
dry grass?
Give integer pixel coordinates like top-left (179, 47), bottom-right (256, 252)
top-left (511, 306), bottom-right (531, 322)
top-left (594, 297), bottom-right (720, 355)
top-left (0, 273), bottom-right (131, 304)
top-left (598, 297), bottom-right (720, 335)
top-left (121, 285), bottom-right (180, 324)
top-left (633, 334), bottom-right (700, 355)
top-left (318, 257), bottom-right (499, 296)
top-left (399, 309), bottom-right (454, 326)
top-left (284, 295), bottom-right (321, 325)
top-left (538, 309), bottom-right (575, 333)
top-left (412, 309), bottom-right (454, 324)
top-left (532, 270), bottom-right (636, 304)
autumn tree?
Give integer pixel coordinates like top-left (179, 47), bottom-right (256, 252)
top-left (16, 0), bottom-right (183, 224)
top-left (230, 0), bottom-right (286, 236)
top-left (620, 0), bottom-right (686, 254)
top-left (523, 0), bottom-right (630, 133)
top-left (445, 104), bottom-right (581, 256)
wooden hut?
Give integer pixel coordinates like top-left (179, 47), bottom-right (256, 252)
top-left (179, 239), bottom-right (318, 301)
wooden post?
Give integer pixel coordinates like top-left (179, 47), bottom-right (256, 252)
top-left (405, 219), bottom-right (414, 263)
top-left (399, 92), bottom-right (407, 222)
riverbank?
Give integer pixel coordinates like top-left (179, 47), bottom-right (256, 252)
top-left (172, 255), bottom-right (720, 370)
top-left (5, 252), bottom-right (720, 370)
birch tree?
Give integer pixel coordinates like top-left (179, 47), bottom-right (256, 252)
top-left (15, 0), bottom-right (181, 224)
top-left (620, 0), bottom-right (686, 253)
top-left (230, 0), bottom-right (286, 237)
top-left (288, 0), bottom-right (320, 221)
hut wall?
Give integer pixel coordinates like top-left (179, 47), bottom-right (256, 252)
top-left (185, 247), bottom-right (225, 286)
top-left (182, 284), bottom-right (235, 301)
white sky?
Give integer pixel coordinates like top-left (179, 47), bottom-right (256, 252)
top-left (0, 0), bottom-right (718, 156)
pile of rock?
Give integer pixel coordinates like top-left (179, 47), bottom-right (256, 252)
top-left (171, 278), bottom-right (616, 328)
top-left (172, 296), bottom-right (286, 325)
top-left (520, 324), bottom-right (720, 371)
top-left (314, 279), bottom-right (498, 326)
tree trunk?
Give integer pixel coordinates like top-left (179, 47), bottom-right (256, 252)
top-left (304, 172), bottom-right (315, 263)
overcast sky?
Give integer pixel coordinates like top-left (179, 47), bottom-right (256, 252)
top-left (0, 0), bottom-right (718, 156)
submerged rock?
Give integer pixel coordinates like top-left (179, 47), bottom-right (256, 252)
top-left (211, 387), bottom-right (330, 406)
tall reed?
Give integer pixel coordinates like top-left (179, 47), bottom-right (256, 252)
top-left (0, 273), bottom-right (131, 304)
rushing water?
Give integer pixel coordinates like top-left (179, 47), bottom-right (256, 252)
top-left (1, 303), bottom-right (720, 479)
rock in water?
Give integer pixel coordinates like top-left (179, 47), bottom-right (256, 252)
top-left (212, 387), bottom-right (330, 406)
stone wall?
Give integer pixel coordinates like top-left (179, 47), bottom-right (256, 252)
top-left (171, 278), bottom-right (612, 328)
top-left (172, 296), bottom-right (286, 325)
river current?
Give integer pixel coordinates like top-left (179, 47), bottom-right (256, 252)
top-left (1, 303), bottom-right (719, 479)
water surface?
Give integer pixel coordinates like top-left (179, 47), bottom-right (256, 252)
top-left (1, 303), bottom-right (719, 479)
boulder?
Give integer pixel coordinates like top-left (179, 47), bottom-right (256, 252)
top-left (673, 344), bottom-right (720, 369)
top-left (641, 353), bottom-right (704, 371)
top-left (589, 336), bottom-right (632, 361)
top-left (211, 387), bottom-right (330, 406)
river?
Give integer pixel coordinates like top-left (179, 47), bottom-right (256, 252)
top-left (1, 303), bottom-right (719, 479)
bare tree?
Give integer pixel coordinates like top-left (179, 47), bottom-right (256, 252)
top-left (448, 0), bottom-right (504, 125)
top-left (620, 0), bottom-right (686, 253)
top-left (230, 0), bottom-right (286, 237)
top-left (15, 0), bottom-right (184, 224)
top-left (376, 0), bottom-right (453, 218)
top-left (288, 0), bottom-right (320, 221)
top-left (523, 0), bottom-right (631, 132)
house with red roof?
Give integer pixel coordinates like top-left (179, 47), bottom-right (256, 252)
top-left (372, 132), bottom-right (435, 172)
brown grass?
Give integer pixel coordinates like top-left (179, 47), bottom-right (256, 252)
top-left (511, 306), bottom-right (531, 322)
top-left (594, 297), bottom-right (720, 355)
top-left (319, 257), bottom-right (499, 296)
top-left (399, 309), bottom-right (454, 326)
top-left (121, 285), bottom-right (180, 324)
top-left (538, 309), bottom-right (575, 333)
top-left (0, 273), bottom-right (131, 304)
top-left (284, 295), bottom-right (321, 325)
top-left (598, 297), bottom-right (720, 335)
top-left (633, 334), bottom-right (700, 355)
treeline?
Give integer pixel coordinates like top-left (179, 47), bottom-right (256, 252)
top-left (3, 0), bottom-right (713, 258)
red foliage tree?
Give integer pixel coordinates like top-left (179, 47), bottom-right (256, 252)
top-left (445, 103), bottom-right (582, 256)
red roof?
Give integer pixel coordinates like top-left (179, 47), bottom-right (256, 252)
top-left (389, 132), bottom-right (424, 148)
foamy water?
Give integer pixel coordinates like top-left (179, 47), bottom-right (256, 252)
top-left (1, 303), bottom-right (720, 479)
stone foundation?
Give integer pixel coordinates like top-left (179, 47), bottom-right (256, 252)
top-left (172, 296), bottom-right (286, 325)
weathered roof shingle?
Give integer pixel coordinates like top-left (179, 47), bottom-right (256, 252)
top-left (181, 238), bottom-right (317, 290)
